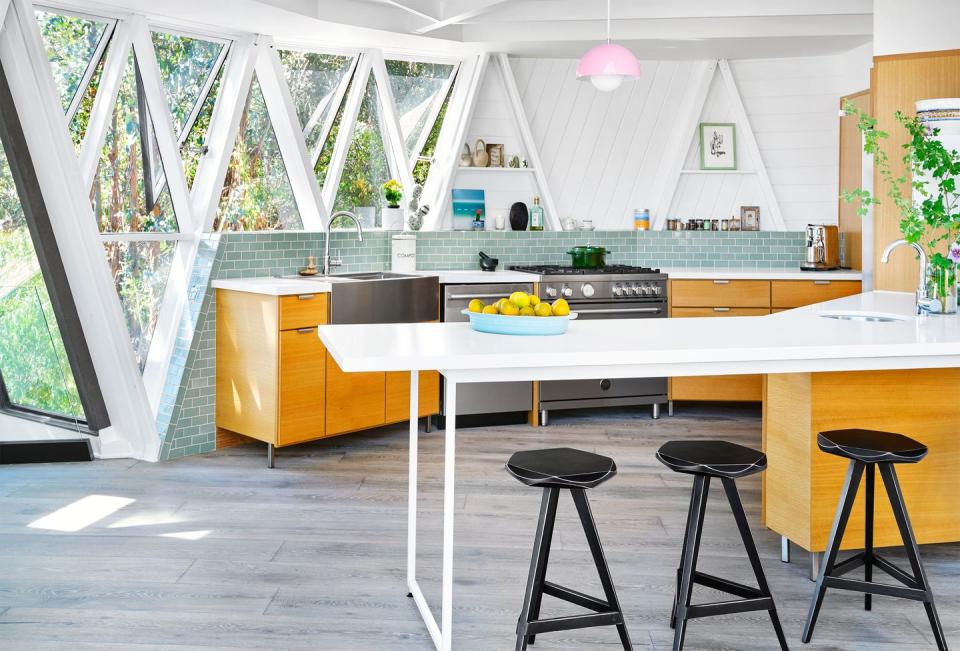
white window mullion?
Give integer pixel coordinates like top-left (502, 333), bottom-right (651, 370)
top-left (190, 34), bottom-right (258, 234)
top-left (77, 17), bottom-right (134, 191)
top-left (309, 55), bottom-right (357, 171)
top-left (0, 0), bottom-right (11, 28)
top-left (369, 49), bottom-right (415, 198)
top-left (128, 16), bottom-right (196, 233)
top-left (321, 54), bottom-right (372, 216)
top-left (65, 17), bottom-right (116, 123)
top-left (422, 53), bottom-right (486, 231)
top-left (407, 62), bottom-right (459, 171)
top-left (255, 36), bottom-right (327, 231)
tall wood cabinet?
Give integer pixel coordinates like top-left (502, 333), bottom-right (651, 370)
top-left (216, 288), bottom-right (439, 450)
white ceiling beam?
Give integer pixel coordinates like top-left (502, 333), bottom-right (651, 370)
top-left (414, 0), bottom-right (515, 35)
top-left (374, 0), bottom-right (439, 23)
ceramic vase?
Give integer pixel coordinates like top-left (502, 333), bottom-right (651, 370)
top-left (381, 207), bottom-right (404, 230)
top-left (355, 206), bottom-right (376, 229)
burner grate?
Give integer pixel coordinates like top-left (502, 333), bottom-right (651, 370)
top-left (509, 264), bottom-right (661, 275)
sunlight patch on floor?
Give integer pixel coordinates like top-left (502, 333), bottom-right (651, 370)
top-left (28, 495), bottom-right (135, 532)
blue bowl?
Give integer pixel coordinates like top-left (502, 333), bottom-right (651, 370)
top-left (461, 309), bottom-right (578, 335)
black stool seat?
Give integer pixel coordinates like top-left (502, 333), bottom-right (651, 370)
top-left (817, 428), bottom-right (927, 463)
top-left (506, 447), bottom-right (616, 489)
top-left (656, 440), bottom-right (767, 479)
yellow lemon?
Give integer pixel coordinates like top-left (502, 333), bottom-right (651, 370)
top-left (510, 291), bottom-right (530, 309)
top-left (519, 306), bottom-right (535, 317)
top-left (528, 294), bottom-right (541, 307)
top-left (468, 298), bottom-right (484, 313)
top-left (500, 302), bottom-right (520, 316)
top-left (495, 298), bottom-right (508, 310)
top-left (551, 298), bottom-right (570, 316)
top-left (482, 305), bottom-right (499, 315)
top-left (534, 302), bottom-right (553, 317)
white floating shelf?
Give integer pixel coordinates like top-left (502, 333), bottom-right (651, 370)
top-left (456, 166), bottom-right (536, 172)
top-left (679, 169), bottom-right (757, 175)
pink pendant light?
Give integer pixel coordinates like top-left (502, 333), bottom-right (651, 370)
top-left (576, 0), bottom-right (640, 92)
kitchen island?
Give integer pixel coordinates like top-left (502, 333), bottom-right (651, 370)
top-left (319, 290), bottom-right (960, 651)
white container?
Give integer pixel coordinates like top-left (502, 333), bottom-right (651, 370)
top-left (382, 207), bottom-right (404, 230)
top-left (392, 234), bottom-right (417, 272)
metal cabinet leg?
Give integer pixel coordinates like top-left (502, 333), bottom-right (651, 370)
top-left (652, 403), bottom-right (660, 420)
top-left (781, 536), bottom-right (791, 563)
top-left (267, 443), bottom-right (275, 469)
top-left (810, 551), bottom-right (823, 581)
top-left (668, 400), bottom-right (674, 417)
top-left (540, 410), bottom-right (548, 427)
top-left (425, 416), bottom-right (432, 433)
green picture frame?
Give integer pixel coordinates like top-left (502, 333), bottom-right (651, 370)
top-left (699, 122), bottom-right (737, 170)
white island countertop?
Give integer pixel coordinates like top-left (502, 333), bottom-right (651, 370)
top-left (662, 268), bottom-right (863, 281)
top-left (212, 276), bottom-right (348, 295)
top-left (319, 291), bottom-right (960, 380)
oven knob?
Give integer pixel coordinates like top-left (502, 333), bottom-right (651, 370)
top-left (652, 285), bottom-right (662, 295)
top-left (632, 285), bottom-right (643, 295)
top-left (612, 285), bottom-right (623, 297)
top-left (582, 283), bottom-right (595, 298)
top-left (642, 285), bottom-right (653, 296)
top-left (562, 285), bottom-right (573, 298)
top-left (545, 286), bottom-right (558, 298)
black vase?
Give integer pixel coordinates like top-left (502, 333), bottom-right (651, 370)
top-left (509, 202), bottom-right (529, 231)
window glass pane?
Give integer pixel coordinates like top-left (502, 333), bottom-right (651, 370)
top-left (90, 52), bottom-right (179, 233)
top-left (385, 60), bottom-right (454, 159)
top-left (314, 76), bottom-right (353, 190)
top-left (413, 78), bottom-right (454, 186)
top-left (215, 77), bottom-right (302, 231)
top-left (182, 65), bottom-right (222, 189)
top-left (150, 31), bottom-right (225, 137)
top-left (34, 10), bottom-right (109, 114)
top-left (104, 240), bottom-right (176, 370)
top-left (69, 53), bottom-right (106, 152)
top-left (333, 75), bottom-right (391, 228)
top-left (0, 133), bottom-right (83, 418)
top-left (278, 50), bottom-right (352, 155)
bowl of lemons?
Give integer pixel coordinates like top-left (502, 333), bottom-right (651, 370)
top-left (461, 292), bottom-right (577, 335)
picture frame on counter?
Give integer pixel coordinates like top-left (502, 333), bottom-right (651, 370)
top-left (740, 205), bottom-right (760, 231)
top-left (699, 122), bottom-right (737, 170)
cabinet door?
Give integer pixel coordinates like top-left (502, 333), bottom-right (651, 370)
top-left (670, 280), bottom-right (771, 308)
top-left (326, 352), bottom-right (385, 435)
top-left (386, 371), bottom-right (441, 423)
top-left (771, 280), bottom-right (862, 308)
top-left (278, 328), bottom-right (326, 446)
top-left (671, 307), bottom-right (771, 318)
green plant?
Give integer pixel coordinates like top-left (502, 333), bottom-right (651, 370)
top-left (842, 100), bottom-right (960, 270)
top-left (352, 178), bottom-right (375, 207)
top-left (383, 179), bottom-right (402, 208)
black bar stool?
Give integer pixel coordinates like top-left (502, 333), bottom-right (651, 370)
top-left (657, 440), bottom-right (788, 651)
top-left (802, 429), bottom-right (947, 650)
top-left (506, 447), bottom-right (631, 651)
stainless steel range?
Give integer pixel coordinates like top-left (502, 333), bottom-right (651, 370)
top-left (509, 264), bottom-right (669, 425)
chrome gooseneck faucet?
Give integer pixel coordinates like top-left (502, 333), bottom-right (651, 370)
top-left (323, 211), bottom-right (364, 276)
top-left (880, 238), bottom-right (936, 314)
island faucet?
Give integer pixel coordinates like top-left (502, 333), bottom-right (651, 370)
top-left (880, 238), bottom-right (935, 314)
top-left (323, 210), bottom-right (364, 276)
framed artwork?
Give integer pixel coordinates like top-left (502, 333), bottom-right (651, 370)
top-left (699, 122), bottom-right (736, 170)
top-left (452, 188), bottom-right (485, 231)
top-left (486, 143), bottom-right (504, 167)
top-left (740, 205), bottom-right (760, 231)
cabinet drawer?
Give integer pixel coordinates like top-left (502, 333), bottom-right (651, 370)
top-left (279, 293), bottom-right (328, 330)
top-left (325, 352), bottom-right (385, 435)
top-left (278, 328), bottom-right (326, 446)
top-left (672, 375), bottom-right (763, 401)
top-left (771, 280), bottom-right (861, 308)
top-left (670, 280), bottom-right (770, 308)
top-left (671, 307), bottom-right (770, 318)
top-left (385, 371), bottom-right (440, 423)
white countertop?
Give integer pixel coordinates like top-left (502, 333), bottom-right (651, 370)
top-left (411, 269), bottom-right (539, 284)
top-left (319, 292), bottom-right (960, 380)
top-left (212, 276), bottom-right (345, 295)
top-left (663, 268), bottom-right (863, 281)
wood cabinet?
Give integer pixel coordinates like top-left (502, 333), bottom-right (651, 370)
top-left (669, 277), bottom-right (861, 402)
top-left (216, 288), bottom-right (439, 450)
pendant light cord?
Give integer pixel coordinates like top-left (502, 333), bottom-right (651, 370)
top-left (606, 0), bottom-right (611, 43)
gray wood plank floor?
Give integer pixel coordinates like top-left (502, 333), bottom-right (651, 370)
top-left (0, 404), bottom-right (955, 649)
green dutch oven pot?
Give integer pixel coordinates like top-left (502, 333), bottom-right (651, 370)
top-left (566, 245), bottom-right (609, 268)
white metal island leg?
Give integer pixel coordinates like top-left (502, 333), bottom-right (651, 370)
top-left (407, 370), bottom-right (457, 651)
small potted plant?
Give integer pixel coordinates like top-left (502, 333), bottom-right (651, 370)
top-left (381, 179), bottom-right (404, 230)
top-left (352, 178), bottom-right (376, 228)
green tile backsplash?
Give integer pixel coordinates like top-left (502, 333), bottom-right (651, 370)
top-left (157, 228), bottom-right (832, 459)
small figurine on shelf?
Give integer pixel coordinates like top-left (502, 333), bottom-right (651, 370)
top-left (407, 183), bottom-right (429, 231)
top-left (508, 155), bottom-right (521, 168)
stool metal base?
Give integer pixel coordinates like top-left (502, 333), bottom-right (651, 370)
top-left (670, 474), bottom-right (788, 651)
top-left (802, 460), bottom-right (948, 650)
top-left (515, 487), bottom-right (631, 651)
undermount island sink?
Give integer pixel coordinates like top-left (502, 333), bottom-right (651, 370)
top-left (819, 311), bottom-right (911, 323)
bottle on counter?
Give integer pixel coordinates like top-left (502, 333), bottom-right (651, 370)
top-left (529, 196), bottom-right (544, 231)
top-left (634, 208), bottom-right (650, 230)
top-left (472, 208), bottom-right (484, 231)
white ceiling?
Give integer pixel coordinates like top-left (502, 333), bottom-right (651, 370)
top-left (294, 0), bottom-right (873, 58)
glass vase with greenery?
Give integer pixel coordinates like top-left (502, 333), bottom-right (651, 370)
top-left (843, 101), bottom-right (960, 310)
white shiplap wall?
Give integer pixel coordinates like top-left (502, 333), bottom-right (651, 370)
top-left (460, 48), bottom-right (870, 230)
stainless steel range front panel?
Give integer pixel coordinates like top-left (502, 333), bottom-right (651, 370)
top-left (442, 283), bottom-right (533, 416)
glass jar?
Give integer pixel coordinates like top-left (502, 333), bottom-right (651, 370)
top-left (929, 264), bottom-right (958, 314)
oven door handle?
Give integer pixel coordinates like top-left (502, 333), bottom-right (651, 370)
top-left (574, 307), bottom-right (663, 315)
top-left (447, 292), bottom-right (512, 300)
